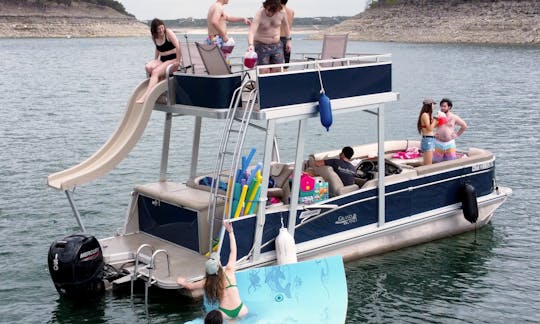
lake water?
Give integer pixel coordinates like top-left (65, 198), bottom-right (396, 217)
top-left (1, 34), bottom-right (539, 323)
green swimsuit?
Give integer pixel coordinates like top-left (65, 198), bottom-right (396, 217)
top-left (218, 274), bottom-right (243, 319)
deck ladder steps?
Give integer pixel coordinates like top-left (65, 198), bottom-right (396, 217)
top-left (130, 244), bottom-right (170, 306)
top-left (207, 83), bottom-right (258, 253)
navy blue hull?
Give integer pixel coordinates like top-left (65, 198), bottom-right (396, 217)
top-left (221, 166), bottom-right (495, 259)
top-left (135, 166), bottom-right (494, 261)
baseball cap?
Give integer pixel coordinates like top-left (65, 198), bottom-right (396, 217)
top-left (205, 252), bottom-right (220, 275)
top-left (423, 98), bottom-right (436, 105)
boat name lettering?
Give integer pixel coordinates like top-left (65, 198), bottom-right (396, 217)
top-left (472, 161), bottom-right (493, 172)
top-left (335, 213), bottom-right (358, 226)
top-left (299, 209), bottom-right (321, 221)
top-left (80, 247), bottom-right (100, 260)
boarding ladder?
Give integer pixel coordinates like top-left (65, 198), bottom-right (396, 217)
top-left (130, 244), bottom-right (170, 306)
top-left (207, 80), bottom-right (258, 253)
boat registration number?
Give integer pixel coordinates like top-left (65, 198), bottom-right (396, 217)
top-left (472, 161), bottom-right (493, 172)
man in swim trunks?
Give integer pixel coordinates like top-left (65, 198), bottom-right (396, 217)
top-left (207, 0), bottom-right (251, 58)
top-left (248, 0), bottom-right (292, 74)
top-left (280, 0), bottom-right (295, 65)
top-left (433, 98), bottom-right (468, 162)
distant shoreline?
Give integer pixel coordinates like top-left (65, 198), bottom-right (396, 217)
top-left (171, 27), bottom-right (318, 36)
top-left (1, 0), bottom-right (537, 44)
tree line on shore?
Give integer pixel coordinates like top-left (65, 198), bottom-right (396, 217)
top-left (158, 16), bottom-right (351, 29)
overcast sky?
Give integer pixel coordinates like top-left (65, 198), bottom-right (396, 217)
top-left (118, 0), bottom-right (368, 20)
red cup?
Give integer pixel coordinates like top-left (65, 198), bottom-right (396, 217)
top-left (244, 50), bottom-right (258, 68)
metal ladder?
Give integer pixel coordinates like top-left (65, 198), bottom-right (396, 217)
top-left (207, 81), bottom-right (259, 253)
top-left (130, 244), bottom-right (170, 306)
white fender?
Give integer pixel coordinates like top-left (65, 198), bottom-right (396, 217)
top-left (276, 228), bottom-right (297, 265)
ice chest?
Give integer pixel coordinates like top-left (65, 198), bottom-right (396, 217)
top-left (174, 73), bottom-right (242, 109)
top-left (313, 177), bottom-right (329, 202)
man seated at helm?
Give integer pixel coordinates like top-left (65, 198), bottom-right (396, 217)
top-left (314, 146), bottom-right (356, 186)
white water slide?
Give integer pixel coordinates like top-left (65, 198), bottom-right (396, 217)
top-left (48, 79), bottom-right (167, 190)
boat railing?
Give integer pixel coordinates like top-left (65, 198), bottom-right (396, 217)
top-left (254, 53), bottom-right (392, 74)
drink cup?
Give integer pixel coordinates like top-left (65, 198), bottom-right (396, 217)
top-left (244, 50), bottom-right (258, 69)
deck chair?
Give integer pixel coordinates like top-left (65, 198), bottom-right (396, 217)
top-left (308, 33), bottom-right (349, 67)
top-left (195, 42), bottom-right (232, 75)
top-left (179, 41), bottom-right (205, 74)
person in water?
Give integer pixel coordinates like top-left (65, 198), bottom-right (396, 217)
top-left (177, 222), bottom-right (248, 320)
top-left (247, 0), bottom-right (292, 73)
top-left (204, 310), bottom-right (223, 324)
top-left (417, 98), bottom-right (439, 165)
top-left (433, 98), bottom-right (468, 162)
top-left (136, 18), bottom-right (181, 104)
top-left (314, 146), bottom-right (356, 186)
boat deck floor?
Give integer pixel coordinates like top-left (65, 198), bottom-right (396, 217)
top-left (101, 232), bottom-right (206, 289)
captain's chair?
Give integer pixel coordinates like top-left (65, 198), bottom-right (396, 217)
top-left (267, 162), bottom-right (294, 203)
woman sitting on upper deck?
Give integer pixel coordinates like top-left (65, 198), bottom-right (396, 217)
top-left (136, 18), bottom-right (181, 104)
top-left (417, 98), bottom-right (439, 166)
top-left (177, 222), bottom-right (248, 320)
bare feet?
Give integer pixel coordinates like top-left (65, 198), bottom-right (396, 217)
top-left (135, 97), bottom-right (145, 104)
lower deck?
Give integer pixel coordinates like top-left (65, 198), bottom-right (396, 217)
top-left (102, 140), bottom-right (506, 291)
top-left (101, 232), bottom-right (206, 291)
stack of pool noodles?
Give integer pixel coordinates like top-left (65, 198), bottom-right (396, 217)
top-left (230, 148), bottom-right (263, 218)
top-left (208, 148), bottom-right (263, 255)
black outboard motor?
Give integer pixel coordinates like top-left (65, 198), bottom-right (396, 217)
top-left (48, 234), bottom-right (105, 299)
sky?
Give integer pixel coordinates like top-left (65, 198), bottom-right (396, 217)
top-left (118, 0), bottom-right (368, 20)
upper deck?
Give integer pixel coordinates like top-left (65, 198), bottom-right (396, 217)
top-left (158, 54), bottom-right (399, 121)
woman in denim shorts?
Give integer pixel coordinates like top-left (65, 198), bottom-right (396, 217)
top-left (417, 98), bottom-right (439, 165)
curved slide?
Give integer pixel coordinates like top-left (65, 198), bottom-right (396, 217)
top-left (48, 79), bottom-right (168, 190)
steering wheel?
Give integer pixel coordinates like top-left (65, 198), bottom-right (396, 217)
top-left (356, 160), bottom-right (376, 179)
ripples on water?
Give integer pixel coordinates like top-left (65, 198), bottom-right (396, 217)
top-left (0, 36), bottom-right (539, 323)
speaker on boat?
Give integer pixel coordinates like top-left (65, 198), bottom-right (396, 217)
top-left (47, 233), bottom-right (105, 299)
top-left (461, 183), bottom-right (479, 223)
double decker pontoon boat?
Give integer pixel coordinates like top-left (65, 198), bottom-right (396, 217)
top-left (46, 52), bottom-right (511, 302)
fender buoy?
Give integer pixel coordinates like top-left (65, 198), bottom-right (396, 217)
top-left (319, 92), bottom-right (333, 131)
top-left (461, 183), bottom-right (478, 223)
top-left (275, 228), bottom-right (297, 265)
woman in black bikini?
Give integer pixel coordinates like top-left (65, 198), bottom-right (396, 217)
top-left (177, 222), bottom-right (248, 320)
top-left (136, 18), bottom-right (181, 103)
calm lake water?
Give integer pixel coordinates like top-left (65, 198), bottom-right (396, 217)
top-left (1, 34), bottom-right (539, 323)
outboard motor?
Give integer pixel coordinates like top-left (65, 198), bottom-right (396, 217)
top-left (48, 234), bottom-right (105, 299)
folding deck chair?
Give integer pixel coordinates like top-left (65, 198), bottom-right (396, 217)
top-left (195, 42), bottom-right (232, 75)
top-left (307, 33), bottom-right (349, 67)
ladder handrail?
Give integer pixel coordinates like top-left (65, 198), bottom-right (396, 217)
top-left (131, 243), bottom-right (154, 298)
top-left (145, 249), bottom-right (170, 305)
top-left (207, 80), bottom-right (258, 254)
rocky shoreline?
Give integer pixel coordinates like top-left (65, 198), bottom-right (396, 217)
top-left (1, 0), bottom-right (538, 44)
top-left (0, 1), bottom-right (148, 38)
top-left (324, 0), bottom-right (539, 45)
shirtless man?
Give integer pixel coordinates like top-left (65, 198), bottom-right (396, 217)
top-left (280, 0), bottom-right (295, 65)
top-left (207, 0), bottom-right (251, 55)
top-left (248, 0), bottom-right (291, 73)
top-left (433, 98), bottom-right (468, 162)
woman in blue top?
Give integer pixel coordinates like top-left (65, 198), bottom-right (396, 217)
top-left (136, 18), bottom-right (181, 103)
top-left (177, 222), bottom-right (248, 320)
